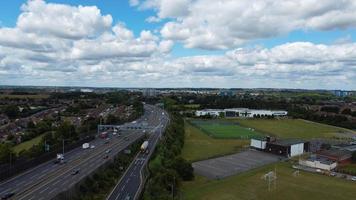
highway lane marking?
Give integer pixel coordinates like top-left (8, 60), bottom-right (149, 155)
top-left (15, 140), bottom-right (126, 199)
top-left (39, 186), bottom-right (49, 194)
top-left (1, 187), bottom-right (12, 194)
top-left (37, 172), bottom-right (48, 179)
top-left (48, 188), bottom-right (56, 194)
top-left (51, 178), bottom-right (61, 186)
top-left (42, 168), bottom-right (50, 173)
top-left (16, 180), bottom-right (25, 187)
top-left (106, 150), bottom-right (143, 200)
top-left (16, 133), bottom-right (144, 200)
top-left (0, 139), bottom-right (91, 188)
top-left (28, 173), bottom-right (38, 180)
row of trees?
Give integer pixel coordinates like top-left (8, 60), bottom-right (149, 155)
top-left (288, 105), bottom-right (356, 130)
top-left (168, 94), bottom-right (356, 130)
top-left (1, 105), bottom-right (46, 119)
top-left (143, 112), bottom-right (194, 200)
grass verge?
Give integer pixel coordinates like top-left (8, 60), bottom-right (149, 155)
top-left (181, 162), bottom-right (356, 200)
top-left (12, 134), bottom-right (45, 154)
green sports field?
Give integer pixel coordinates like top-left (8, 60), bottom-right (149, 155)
top-left (181, 121), bottom-right (249, 161)
top-left (181, 162), bottom-right (356, 200)
top-left (232, 119), bottom-right (355, 139)
top-left (189, 119), bottom-right (263, 139)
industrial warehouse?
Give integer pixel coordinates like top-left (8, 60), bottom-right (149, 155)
top-left (195, 108), bottom-right (288, 118)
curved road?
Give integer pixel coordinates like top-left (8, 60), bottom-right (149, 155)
top-left (107, 105), bottom-right (169, 200)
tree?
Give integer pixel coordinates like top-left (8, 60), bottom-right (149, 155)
top-left (55, 121), bottom-right (77, 140)
top-left (219, 112), bottom-right (225, 118)
top-left (170, 157), bottom-right (194, 181)
top-left (341, 108), bottom-right (352, 115)
top-left (106, 114), bottom-right (119, 124)
top-left (3, 105), bottom-right (20, 119)
top-left (27, 121), bottom-right (36, 129)
top-left (352, 151), bottom-right (356, 163)
top-left (320, 106), bottom-right (340, 113)
top-left (0, 143), bottom-right (14, 164)
top-left (351, 111), bottom-right (356, 117)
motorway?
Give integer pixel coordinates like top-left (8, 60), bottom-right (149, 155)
top-left (0, 104), bottom-right (163, 200)
top-left (107, 106), bottom-right (169, 200)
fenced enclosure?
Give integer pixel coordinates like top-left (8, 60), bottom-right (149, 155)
top-left (188, 119), bottom-right (263, 139)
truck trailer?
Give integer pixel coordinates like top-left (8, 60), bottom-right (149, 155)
top-left (140, 141), bottom-right (149, 154)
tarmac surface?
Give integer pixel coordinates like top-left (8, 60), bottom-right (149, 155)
top-left (106, 105), bottom-right (169, 200)
top-left (0, 104), bottom-right (161, 200)
top-left (193, 150), bottom-right (282, 179)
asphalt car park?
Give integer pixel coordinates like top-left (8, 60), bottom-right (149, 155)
top-left (193, 150), bottom-right (282, 179)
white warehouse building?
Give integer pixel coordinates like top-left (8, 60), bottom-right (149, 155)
top-left (196, 108), bottom-right (287, 118)
top-left (195, 109), bottom-right (224, 117)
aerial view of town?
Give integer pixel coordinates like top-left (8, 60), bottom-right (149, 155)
top-left (0, 1), bottom-right (355, 200)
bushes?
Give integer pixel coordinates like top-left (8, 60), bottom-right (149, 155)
top-left (143, 112), bottom-right (194, 200)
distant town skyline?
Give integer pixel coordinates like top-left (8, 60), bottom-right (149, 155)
top-left (0, 0), bottom-right (355, 90)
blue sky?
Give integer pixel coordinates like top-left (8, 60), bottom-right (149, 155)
top-left (0, 0), bottom-right (355, 89)
top-left (0, 0), bottom-right (157, 34)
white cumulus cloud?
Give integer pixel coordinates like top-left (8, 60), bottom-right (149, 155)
top-left (133, 0), bottom-right (356, 50)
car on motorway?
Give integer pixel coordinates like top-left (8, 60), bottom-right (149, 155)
top-left (90, 145), bottom-right (95, 149)
top-left (351, 176), bottom-right (356, 181)
top-left (105, 149), bottom-right (111, 154)
top-left (124, 195), bottom-right (131, 200)
top-left (71, 169), bottom-right (80, 175)
top-left (1, 192), bottom-right (15, 200)
top-left (103, 155), bottom-right (109, 159)
top-left (105, 138), bottom-right (110, 144)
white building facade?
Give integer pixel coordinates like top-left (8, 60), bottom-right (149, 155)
top-left (299, 158), bottom-right (337, 171)
top-left (196, 108), bottom-right (288, 118)
top-left (250, 139), bottom-right (267, 149)
top-left (195, 109), bottom-right (224, 117)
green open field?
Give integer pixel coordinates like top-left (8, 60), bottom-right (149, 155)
top-left (181, 121), bottom-right (249, 161)
top-left (189, 119), bottom-right (263, 139)
top-left (231, 119), bottom-right (355, 139)
top-left (13, 134), bottom-right (45, 154)
top-left (182, 162), bottom-right (356, 200)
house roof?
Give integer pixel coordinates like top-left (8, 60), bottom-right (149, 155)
top-left (307, 156), bottom-right (336, 165)
top-left (317, 149), bottom-right (352, 159)
top-left (333, 144), bottom-right (356, 152)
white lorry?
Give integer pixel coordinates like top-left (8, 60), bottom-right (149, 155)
top-left (82, 143), bottom-right (89, 149)
top-left (55, 153), bottom-right (65, 164)
top-left (140, 141), bottom-right (149, 154)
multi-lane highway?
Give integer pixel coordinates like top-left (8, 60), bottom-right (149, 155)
top-left (107, 106), bottom-right (169, 200)
top-left (0, 104), bottom-right (164, 200)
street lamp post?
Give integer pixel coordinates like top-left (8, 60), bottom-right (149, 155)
top-left (62, 139), bottom-right (65, 155)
